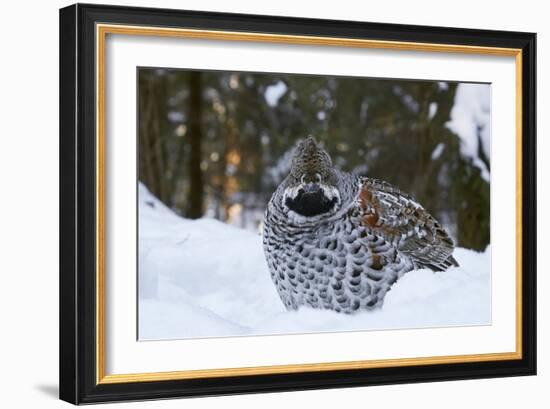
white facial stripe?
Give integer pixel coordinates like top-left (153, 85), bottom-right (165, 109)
top-left (282, 184), bottom-right (341, 208)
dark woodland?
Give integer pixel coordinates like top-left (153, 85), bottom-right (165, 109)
top-left (138, 68), bottom-right (490, 250)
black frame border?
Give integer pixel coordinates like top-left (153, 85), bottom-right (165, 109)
top-left (59, 3), bottom-right (536, 404)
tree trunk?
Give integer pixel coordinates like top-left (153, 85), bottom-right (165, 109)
top-left (139, 73), bottom-right (167, 204)
top-left (187, 71), bottom-right (204, 218)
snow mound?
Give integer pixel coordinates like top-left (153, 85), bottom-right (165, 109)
top-left (138, 183), bottom-right (491, 340)
top-left (447, 83), bottom-right (491, 182)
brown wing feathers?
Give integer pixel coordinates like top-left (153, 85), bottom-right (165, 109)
top-left (358, 178), bottom-right (458, 272)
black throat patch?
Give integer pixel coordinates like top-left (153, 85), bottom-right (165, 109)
top-left (285, 189), bottom-right (338, 217)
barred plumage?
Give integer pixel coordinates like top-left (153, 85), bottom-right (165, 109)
top-left (262, 137), bottom-right (458, 313)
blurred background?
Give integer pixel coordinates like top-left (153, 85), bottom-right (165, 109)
top-left (138, 68), bottom-right (490, 250)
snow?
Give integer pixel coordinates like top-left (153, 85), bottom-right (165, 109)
top-left (428, 102), bottom-right (438, 119)
top-left (446, 83), bottom-right (491, 181)
top-left (138, 183), bottom-right (491, 341)
top-left (431, 143), bottom-right (445, 160)
top-left (264, 81), bottom-right (287, 107)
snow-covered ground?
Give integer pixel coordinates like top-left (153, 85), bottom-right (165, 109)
top-left (138, 183), bottom-right (491, 341)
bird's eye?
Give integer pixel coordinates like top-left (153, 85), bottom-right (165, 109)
top-left (314, 173), bottom-right (322, 183)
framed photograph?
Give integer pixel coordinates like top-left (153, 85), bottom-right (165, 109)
top-left (59, 3), bottom-right (536, 404)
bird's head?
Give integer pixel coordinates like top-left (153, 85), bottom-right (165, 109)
top-left (281, 137), bottom-right (341, 219)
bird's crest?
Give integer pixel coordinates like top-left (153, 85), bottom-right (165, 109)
top-left (289, 136), bottom-right (333, 184)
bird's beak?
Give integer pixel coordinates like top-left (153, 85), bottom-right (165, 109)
top-left (302, 183), bottom-right (322, 194)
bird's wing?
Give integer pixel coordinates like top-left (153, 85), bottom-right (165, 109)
top-left (357, 177), bottom-right (458, 271)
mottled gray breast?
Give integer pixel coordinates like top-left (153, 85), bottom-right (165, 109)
top-left (263, 183), bottom-right (413, 313)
